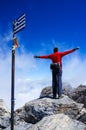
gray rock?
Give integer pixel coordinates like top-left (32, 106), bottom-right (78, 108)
top-left (1, 85), bottom-right (86, 130)
top-left (70, 85), bottom-right (86, 108)
top-left (40, 86), bottom-right (52, 98)
top-left (77, 107), bottom-right (86, 124)
top-left (0, 99), bottom-right (10, 129)
top-left (5, 114), bottom-right (86, 130)
top-left (4, 121), bottom-right (32, 130)
top-left (28, 114), bottom-right (86, 130)
top-left (15, 96), bottom-right (84, 124)
top-left (40, 83), bottom-right (73, 98)
top-left (78, 113), bottom-right (86, 124)
top-left (0, 99), bottom-right (10, 112)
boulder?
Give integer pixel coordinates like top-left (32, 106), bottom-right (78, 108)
top-left (39, 86), bottom-right (86, 124)
top-left (0, 99), bottom-right (10, 129)
top-left (40, 83), bottom-right (73, 98)
top-left (28, 114), bottom-right (86, 130)
top-left (2, 85), bottom-right (86, 130)
top-left (40, 86), bottom-right (52, 98)
top-left (5, 114), bottom-right (86, 130)
top-left (4, 120), bottom-right (32, 130)
top-left (15, 96), bottom-right (84, 124)
top-left (70, 85), bottom-right (86, 108)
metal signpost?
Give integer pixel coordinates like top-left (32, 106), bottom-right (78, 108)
top-left (11, 13), bottom-right (26, 130)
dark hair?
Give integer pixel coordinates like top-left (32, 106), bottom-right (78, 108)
top-left (53, 47), bottom-right (58, 52)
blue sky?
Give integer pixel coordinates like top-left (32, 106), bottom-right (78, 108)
top-left (0, 0), bottom-right (86, 109)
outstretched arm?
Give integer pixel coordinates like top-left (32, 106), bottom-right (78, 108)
top-left (61, 47), bottom-right (80, 56)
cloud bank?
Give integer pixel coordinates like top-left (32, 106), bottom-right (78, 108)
top-left (63, 53), bottom-right (86, 87)
top-left (0, 34), bottom-right (86, 109)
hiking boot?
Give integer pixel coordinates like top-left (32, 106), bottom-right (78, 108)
top-left (58, 95), bottom-right (64, 99)
top-left (53, 94), bottom-right (58, 99)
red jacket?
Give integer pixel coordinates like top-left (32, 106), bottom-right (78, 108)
top-left (39, 49), bottom-right (75, 68)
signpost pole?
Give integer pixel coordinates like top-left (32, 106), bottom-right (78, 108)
top-left (10, 13), bottom-right (26, 130)
top-left (11, 30), bottom-right (15, 130)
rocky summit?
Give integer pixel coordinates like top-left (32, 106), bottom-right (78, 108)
top-left (0, 85), bottom-right (86, 130)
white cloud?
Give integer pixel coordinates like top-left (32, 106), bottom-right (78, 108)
top-left (63, 53), bottom-right (86, 88)
top-left (0, 33), bottom-right (86, 109)
top-left (0, 48), bottom-right (37, 109)
top-left (15, 78), bottom-right (51, 109)
top-left (2, 31), bottom-right (12, 43)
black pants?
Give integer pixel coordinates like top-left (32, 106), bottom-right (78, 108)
top-left (51, 64), bottom-right (62, 98)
